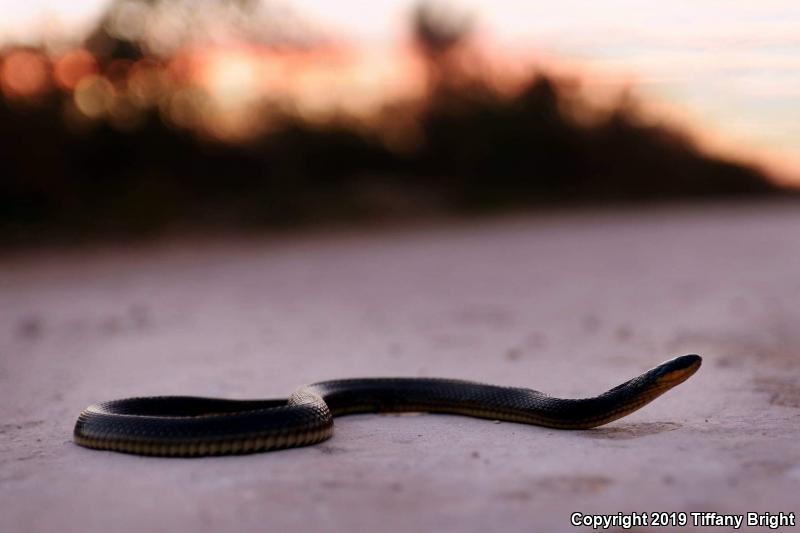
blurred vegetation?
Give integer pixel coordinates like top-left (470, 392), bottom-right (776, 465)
top-left (0, 0), bottom-right (784, 244)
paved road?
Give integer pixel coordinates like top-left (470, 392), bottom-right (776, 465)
top-left (2, 202), bottom-right (799, 532)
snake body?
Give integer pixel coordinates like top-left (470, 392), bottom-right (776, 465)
top-left (74, 354), bottom-right (701, 456)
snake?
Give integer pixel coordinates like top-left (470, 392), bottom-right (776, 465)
top-left (73, 353), bottom-right (701, 456)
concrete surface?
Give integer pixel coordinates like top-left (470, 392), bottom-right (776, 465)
top-left (2, 201), bottom-right (799, 533)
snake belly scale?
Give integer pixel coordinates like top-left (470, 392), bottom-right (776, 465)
top-left (73, 354), bottom-right (701, 456)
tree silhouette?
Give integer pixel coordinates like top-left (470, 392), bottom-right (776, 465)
top-left (411, 1), bottom-right (473, 96)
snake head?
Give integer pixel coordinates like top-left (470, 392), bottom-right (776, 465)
top-left (652, 354), bottom-right (702, 387)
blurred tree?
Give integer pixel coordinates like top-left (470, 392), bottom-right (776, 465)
top-left (411, 1), bottom-right (473, 96)
top-left (85, 0), bottom-right (317, 62)
top-left (0, 1), bottom-right (784, 244)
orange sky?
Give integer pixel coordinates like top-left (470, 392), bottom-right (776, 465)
top-left (3, 0), bottom-right (799, 183)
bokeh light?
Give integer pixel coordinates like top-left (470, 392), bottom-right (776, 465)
top-left (54, 49), bottom-right (97, 90)
top-left (127, 58), bottom-right (166, 108)
top-left (0, 49), bottom-right (50, 100)
top-left (74, 74), bottom-right (115, 118)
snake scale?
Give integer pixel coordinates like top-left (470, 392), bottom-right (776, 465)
top-left (73, 354), bottom-right (701, 456)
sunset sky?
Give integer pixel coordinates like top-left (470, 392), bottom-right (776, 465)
top-left (3, 0), bottom-right (799, 181)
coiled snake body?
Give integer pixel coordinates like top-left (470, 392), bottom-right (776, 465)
top-left (74, 354), bottom-right (701, 456)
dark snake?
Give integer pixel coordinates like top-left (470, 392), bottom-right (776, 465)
top-left (73, 353), bottom-right (701, 456)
